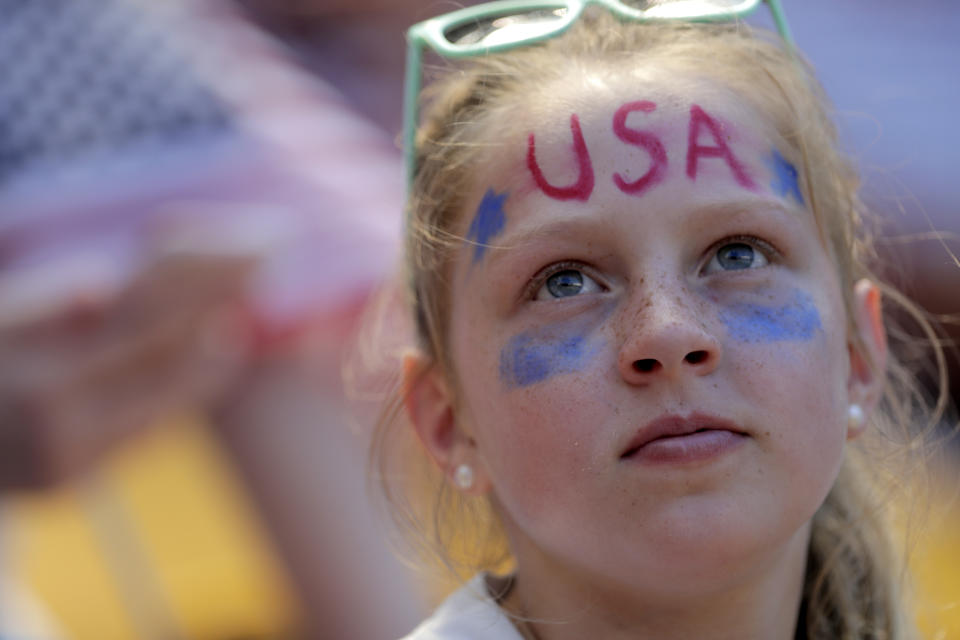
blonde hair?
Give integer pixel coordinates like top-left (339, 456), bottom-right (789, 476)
top-left (367, 13), bottom-right (951, 638)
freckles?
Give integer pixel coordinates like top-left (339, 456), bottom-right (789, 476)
top-left (719, 288), bottom-right (822, 344)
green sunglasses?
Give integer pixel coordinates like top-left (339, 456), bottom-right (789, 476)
top-left (403, 0), bottom-right (793, 194)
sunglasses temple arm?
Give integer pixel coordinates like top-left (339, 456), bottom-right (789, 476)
top-left (765, 0), bottom-right (794, 48)
top-left (403, 38), bottom-right (423, 199)
top-left (401, 1), bottom-right (795, 202)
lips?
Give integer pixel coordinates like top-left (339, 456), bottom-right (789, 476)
top-left (620, 412), bottom-right (748, 461)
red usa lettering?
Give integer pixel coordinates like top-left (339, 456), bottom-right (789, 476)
top-left (527, 102), bottom-right (755, 202)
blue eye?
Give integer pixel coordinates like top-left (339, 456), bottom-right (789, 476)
top-left (703, 240), bottom-right (770, 274)
top-left (535, 268), bottom-right (602, 300)
top-left (548, 270), bottom-right (584, 297)
top-left (718, 243), bottom-right (756, 269)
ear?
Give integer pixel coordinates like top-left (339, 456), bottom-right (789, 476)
top-left (846, 279), bottom-right (888, 440)
top-left (402, 351), bottom-right (491, 495)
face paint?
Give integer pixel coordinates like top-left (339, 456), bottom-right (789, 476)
top-left (466, 188), bottom-right (509, 263)
top-left (612, 100), bottom-right (668, 196)
top-left (527, 101), bottom-right (764, 205)
top-left (719, 288), bottom-right (822, 343)
top-left (527, 113), bottom-right (595, 202)
top-left (499, 302), bottom-right (613, 388)
top-left (499, 329), bottom-right (599, 388)
top-left (686, 104), bottom-right (756, 189)
top-left (768, 149), bottom-right (804, 205)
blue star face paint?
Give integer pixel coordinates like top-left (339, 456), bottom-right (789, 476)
top-left (466, 188), bottom-right (508, 263)
top-left (499, 302), bottom-right (614, 388)
top-left (720, 289), bottom-right (822, 343)
top-left (768, 149), bottom-right (804, 205)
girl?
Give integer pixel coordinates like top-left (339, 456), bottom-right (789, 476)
top-left (371, 1), bottom-right (945, 637)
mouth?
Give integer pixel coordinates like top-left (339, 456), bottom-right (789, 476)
top-left (620, 412), bottom-right (748, 463)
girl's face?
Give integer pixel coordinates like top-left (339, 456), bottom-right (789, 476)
top-left (435, 74), bottom-right (869, 596)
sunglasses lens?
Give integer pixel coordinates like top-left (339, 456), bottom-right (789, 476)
top-left (444, 8), bottom-right (569, 47)
top-left (622, 0), bottom-right (757, 16)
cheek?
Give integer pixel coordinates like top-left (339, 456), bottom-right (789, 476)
top-left (498, 302), bottom-right (616, 389)
top-left (477, 371), bottom-right (608, 467)
top-left (718, 289), bottom-right (822, 344)
top-left (463, 353), bottom-right (613, 521)
top-left (728, 298), bottom-right (850, 466)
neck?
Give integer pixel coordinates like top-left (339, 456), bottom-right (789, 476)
top-left (503, 526), bottom-right (810, 640)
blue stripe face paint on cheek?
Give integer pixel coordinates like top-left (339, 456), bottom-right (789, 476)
top-left (500, 329), bottom-right (602, 388)
top-left (720, 289), bottom-right (822, 343)
top-left (768, 149), bottom-right (804, 205)
top-left (466, 188), bottom-right (508, 263)
top-left (499, 303), bottom-right (615, 389)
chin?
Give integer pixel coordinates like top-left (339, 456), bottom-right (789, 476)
top-left (615, 504), bottom-right (814, 589)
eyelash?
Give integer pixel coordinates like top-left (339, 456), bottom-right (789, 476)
top-left (700, 234), bottom-right (781, 273)
top-left (522, 234), bottom-right (781, 300)
top-left (523, 260), bottom-right (603, 300)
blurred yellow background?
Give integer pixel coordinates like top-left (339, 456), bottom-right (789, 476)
top-left (2, 415), bottom-right (300, 639)
top-left (911, 459), bottom-right (960, 640)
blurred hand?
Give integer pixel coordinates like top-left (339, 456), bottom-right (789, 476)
top-left (0, 253), bottom-right (256, 490)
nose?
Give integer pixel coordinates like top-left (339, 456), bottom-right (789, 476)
top-left (617, 285), bottom-right (721, 386)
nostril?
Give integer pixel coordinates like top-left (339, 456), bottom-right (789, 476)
top-left (685, 350), bottom-right (709, 365)
top-left (633, 358), bottom-right (660, 373)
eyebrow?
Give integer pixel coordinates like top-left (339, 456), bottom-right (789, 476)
top-left (491, 195), bottom-right (803, 256)
top-left (494, 215), bottom-right (601, 253)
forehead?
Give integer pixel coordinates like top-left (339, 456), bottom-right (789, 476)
top-left (514, 66), bottom-right (765, 133)
top-left (470, 69), bottom-right (778, 195)
top-left (456, 70), bottom-right (789, 230)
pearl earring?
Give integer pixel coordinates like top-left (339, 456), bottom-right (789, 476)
top-left (848, 404), bottom-right (865, 431)
top-left (453, 464), bottom-right (474, 490)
